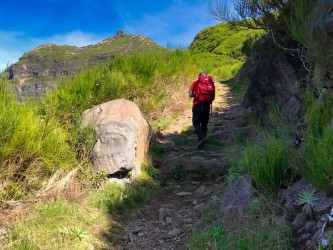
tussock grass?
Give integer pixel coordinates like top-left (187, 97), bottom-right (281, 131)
top-left (0, 81), bottom-right (75, 200)
top-left (300, 128), bottom-right (333, 191)
top-left (287, 0), bottom-right (333, 74)
top-left (304, 90), bottom-right (333, 137)
top-left (286, 0), bottom-right (315, 46)
top-left (246, 135), bottom-right (293, 194)
top-left (291, 90), bottom-right (333, 191)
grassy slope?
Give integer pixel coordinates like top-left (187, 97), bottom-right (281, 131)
top-left (189, 22), bottom-right (263, 81)
top-left (2, 22), bottom-right (268, 249)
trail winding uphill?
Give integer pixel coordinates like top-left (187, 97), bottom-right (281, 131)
top-left (113, 81), bottom-right (247, 249)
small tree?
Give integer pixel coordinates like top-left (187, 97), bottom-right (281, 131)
top-left (208, 0), bottom-right (290, 32)
top-left (209, 0), bottom-right (323, 73)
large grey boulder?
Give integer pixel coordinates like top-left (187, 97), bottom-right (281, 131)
top-left (220, 174), bottom-right (254, 224)
top-left (82, 99), bottom-right (153, 175)
top-left (90, 118), bottom-right (137, 174)
top-left (241, 33), bottom-right (306, 126)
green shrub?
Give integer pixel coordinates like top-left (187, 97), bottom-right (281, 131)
top-left (305, 90), bottom-right (333, 137)
top-left (0, 80), bottom-right (76, 199)
top-left (286, 0), bottom-right (315, 45)
top-left (291, 90), bottom-right (333, 191)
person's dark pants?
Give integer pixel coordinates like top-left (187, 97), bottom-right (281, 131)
top-left (192, 102), bottom-right (210, 142)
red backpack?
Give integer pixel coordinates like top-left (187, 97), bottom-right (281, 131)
top-left (197, 75), bottom-right (215, 103)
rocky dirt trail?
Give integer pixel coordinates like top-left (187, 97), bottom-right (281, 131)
top-left (113, 82), bottom-right (247, 250)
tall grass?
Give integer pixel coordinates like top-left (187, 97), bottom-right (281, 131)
top-left (293, 90), bottom-right (333, 191)
top-left (299, 128), bottom-right (333, 191)
top-left (304, 90), bottom-right (333, 137)
top-left (246, 135), bottom-right (292, 194)
top-left (285, 0), bottom-right (315, 46)
top-left (43, 50), bottom-right (199, 130)
top-left (0, 49), bottom-right (205, 200)
top-left (0, 81), bottom-right (75, 200)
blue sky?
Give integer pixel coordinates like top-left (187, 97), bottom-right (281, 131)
top-left (0, 0), bottom-right (220, 71)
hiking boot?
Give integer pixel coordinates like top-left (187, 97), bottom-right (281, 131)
top-left (197, 138), bottom-right (205, 149)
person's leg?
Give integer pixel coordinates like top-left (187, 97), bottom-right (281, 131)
top-left (192, 104), bottom-right (204, 141)
top-left (201, 103), bottom-right (210, 138)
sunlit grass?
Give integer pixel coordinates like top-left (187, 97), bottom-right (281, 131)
top-left (5, 201), bottom-right (107, 250)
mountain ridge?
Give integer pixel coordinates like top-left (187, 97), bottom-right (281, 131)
top-left (7, 31), bottom-right (165, 100)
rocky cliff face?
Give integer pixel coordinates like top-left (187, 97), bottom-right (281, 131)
top-left (6, 32), bottom-right (164, 100)
top-left (241, 0), bottom-right (333, 120)
top-left (8, 58), bottom-right (86, 100)
top-left (240, 33), bottom-right (309, 125)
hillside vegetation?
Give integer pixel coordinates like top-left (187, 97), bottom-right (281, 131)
top-left (1, 20), bottom-right (261, 199)
top-left (9, 7), bottom-right (333, 246)
top-left (190, 22), bottom-right (263, 80)
top-left (0, 21), bottom-right (263, 202)
top-left (0, 22), bottom-right (265, 248)
top-left (0, 50), bottom-right (197, 201)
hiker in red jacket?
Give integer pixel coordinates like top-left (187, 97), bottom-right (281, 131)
top-left (189, 72), bottom-right (215, 149)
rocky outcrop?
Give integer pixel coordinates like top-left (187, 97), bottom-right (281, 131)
top-left (324, 0), bottom-right (333, 34)
top-left (279, 178), bottom-right (333, 249)
top-left (81, 99), bottom-right (153, 175)
top-left (220, 174), bottom-right (254, 224)
top-left (9, 60), bottom-right (85, 101)
top-left (241, 33), bottom-right (307, 123)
